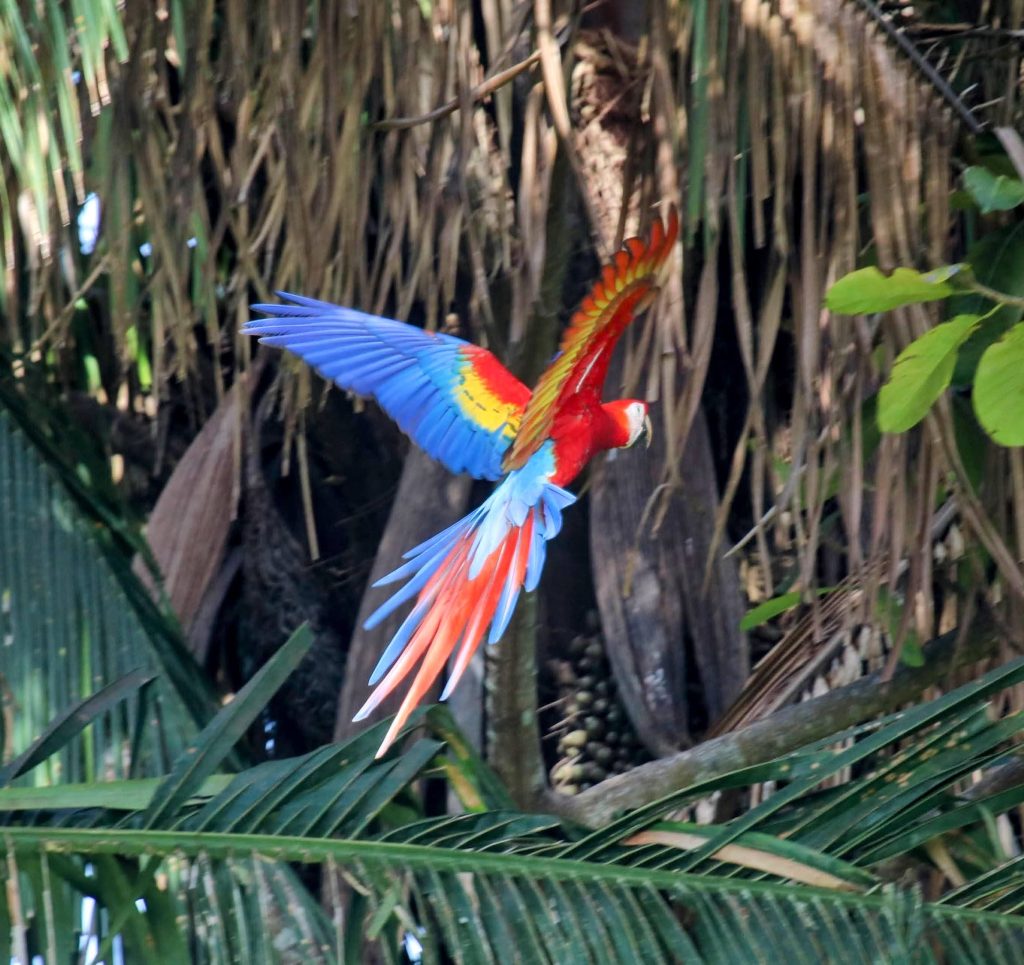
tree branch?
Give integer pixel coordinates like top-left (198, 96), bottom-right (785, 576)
top-left (540, 611), bottom-right (1005, 826)
top-left (372, 51), bottom-right (541, 132)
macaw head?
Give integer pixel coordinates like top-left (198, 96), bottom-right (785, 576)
top-left (604, 399), bottom-right (653, 450)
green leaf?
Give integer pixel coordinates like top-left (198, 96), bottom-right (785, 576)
top-left (0, 670), bottom-right (155, 787)
top-left (973, 321), bottom-right (1024, 446)
top-left (952, 394), bottom-right (987, 491)
top-left (952, 224), bottom-right (1024, 384)
top-left (4, 825), bottom-right (1024, 961)
top-left (142, 623), bottom-right (314, 828)
top-left (0, 403), bottom-right (208, 784)
top-left (900, 632), bottom-right (925, 667)
top-left (6, 658), bottom-right (1024, 961)
top-left (0, 774), bottom-right (234, 812)
top-left (963, 166), bottom-right (1024, 213)
top-left (877, 315), bottom-right (980, 432)
top-left (739, 587), bottom-right (833, 631)
top-left (826, 266), bottom-right (963, 314)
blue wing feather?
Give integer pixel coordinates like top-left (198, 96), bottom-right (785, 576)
top-left (245, 294), bottom-right (526, 480)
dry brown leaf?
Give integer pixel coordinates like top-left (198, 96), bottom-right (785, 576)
top-left (134, 377), bottom-right (244, 653)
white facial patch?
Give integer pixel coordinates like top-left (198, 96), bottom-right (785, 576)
top-left (625, 402), bottom-right (648, 447)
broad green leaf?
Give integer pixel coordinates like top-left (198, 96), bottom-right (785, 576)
top-left (963, 166), bottom-right (1024, 213)
top-left (826, 266), bottom-right (963, 314)
top-left (877, 315), bottom-right (980, 432)
top-left (973, 321), bottom-right (1024, 446)
top-left (952, 394), bottom-right (987, 491)
top-left (739, 587), bottom-right (833, 630)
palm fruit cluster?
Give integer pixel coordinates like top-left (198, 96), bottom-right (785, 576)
top-left (547, 627), bottom-right (649, 795)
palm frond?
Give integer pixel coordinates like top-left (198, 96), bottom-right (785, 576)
top-left (4, 652), bottom-right (1024, 960)
top-left (6, 819), bottom-right (1024, 964)
top-left (0, 391), bottom-right (215, 785)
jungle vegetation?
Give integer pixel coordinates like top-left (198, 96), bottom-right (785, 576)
top-left (2, 0), bottom-right (1024, 960)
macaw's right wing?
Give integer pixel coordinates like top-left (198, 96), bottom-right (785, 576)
top-left (245, 293), bottom-right (530, 480)
top-left (502, 207), bottom-right (678, 472)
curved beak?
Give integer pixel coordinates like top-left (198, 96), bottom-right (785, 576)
top-left (641, 413), bottom-right (653, 449)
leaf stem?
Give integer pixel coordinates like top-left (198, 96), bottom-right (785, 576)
top-left (965, 280), bottom-right (1024, 311)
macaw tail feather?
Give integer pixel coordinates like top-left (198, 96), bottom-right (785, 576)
top-left (354, 451), bottom-right (575, 757)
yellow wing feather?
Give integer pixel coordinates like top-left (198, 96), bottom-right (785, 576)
top-left (453, 368), bottom-right (524, 437)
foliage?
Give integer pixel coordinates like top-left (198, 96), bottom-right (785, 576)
top-left (972, 322), bottom-right (1024, 445)
top-left (0, 0), bottom-right (127, 281)
top-left (826, 158), bottom-right (1024, 446)
top-left (963, 166), bottom-right (1024, 215)
top-left (877, 315), bottom-right (980, 434)
top-left (824, 266), bottom-right (964, 315)
top-left (2, 414), bottom-right (1023, 959)
top-left (4, 639), bottom-right (1024, 961)
top-left (4, 0), bottom-right (1024, 959)
top-left (739, 587), bottom-right (833, 631)
top-left (0, 384), bottom-right (216, 786)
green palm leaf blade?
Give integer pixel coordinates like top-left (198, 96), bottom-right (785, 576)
top-left (4, 771), bottom-right (1024, 959)
top-left (0, 405), bottom-right (210, 786)
top-left (0, 669), bottom-right (155, 788)
top-left (566, 656), bottom-right (1024, 870)
top-left (142, 623), bottom-right (313, 829)
top-left (861, 779), bottom-right (1024, 868)
top-left (4, 617), bottom-right (1024, 960)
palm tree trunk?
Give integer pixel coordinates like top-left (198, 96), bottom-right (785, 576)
top-left (571, 8), bottom-right (748, 754)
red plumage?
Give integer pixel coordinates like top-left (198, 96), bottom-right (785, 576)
top-left (249, 207), bottom-right (679, 756)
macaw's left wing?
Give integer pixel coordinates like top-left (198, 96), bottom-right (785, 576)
top-left (245, 294), bottom-right (529, 480)
top-left (503, 206), bottom-right (678, 472)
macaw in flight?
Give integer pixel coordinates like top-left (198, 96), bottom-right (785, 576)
top-left (245, 206), bottom-right (678, 756)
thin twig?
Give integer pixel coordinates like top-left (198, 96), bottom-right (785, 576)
top-left (967, 280), bottom-right (1024, 311)
top-left (372, 51), bottom-right (542, 132)
top-left (907, 24), bottom-right (1024, 41)
top-left (30, 251), bottom-right (112, 354)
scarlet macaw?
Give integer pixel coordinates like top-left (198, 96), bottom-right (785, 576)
top-left (245, 206), bottom-right (678, 755)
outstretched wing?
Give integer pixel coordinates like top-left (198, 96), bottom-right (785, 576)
top-left (245, 293), bottom-right (530, 480)
top-left (503, 206), bottom-right (678, 471)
